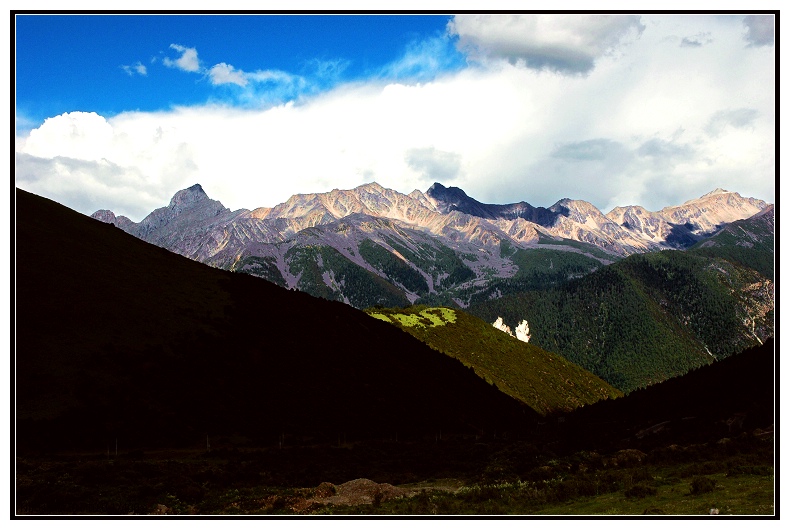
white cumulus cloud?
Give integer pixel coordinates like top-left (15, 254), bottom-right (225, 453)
top-left (163, 43), bottom-right (201, 72)
top-left (208, 62), bottom-right (248, 87)
top-left (121, 61), bottom-right (147, 76)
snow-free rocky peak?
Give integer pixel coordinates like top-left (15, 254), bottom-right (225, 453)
top-left (170, 183), bottom-right (209, 207)
top-left (426, 182), bottom-right (559, 226)
top-left (701, 188), bottom-right (730, 197)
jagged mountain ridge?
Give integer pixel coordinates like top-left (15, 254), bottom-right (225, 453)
top-left (425, 182), bottom-right (560, 225)
top-left (91, 182), bottom-right (769, 309)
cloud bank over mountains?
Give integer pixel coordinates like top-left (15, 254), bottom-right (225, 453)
top-left (15, 14), bottom-right (774, 222)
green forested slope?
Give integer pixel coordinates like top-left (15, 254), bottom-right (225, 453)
top-left (463, 245), bottom-right (606, 306)
top-left (468, 251), bottom-right (773, 393)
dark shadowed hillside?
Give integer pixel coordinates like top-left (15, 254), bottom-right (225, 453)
top-left (15, 188), bottom-right (538, 452)
top-left (559, 338), bottom-right (775, 453)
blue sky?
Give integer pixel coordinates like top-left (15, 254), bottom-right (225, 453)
top-left (15, 14), bottom-right (463, 127)
top-left (14, 13), bottom-right (776, 221)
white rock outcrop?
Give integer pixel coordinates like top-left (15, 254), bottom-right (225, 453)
top-left (514, 320), bottom-right (531, 343)
top-left (492, 317), bottom-right (512, 335)
top-left (492, 317), bottom-right (531, 343)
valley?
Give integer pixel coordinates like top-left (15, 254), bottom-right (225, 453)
top-left (14, 184), bottom-right (775, 516)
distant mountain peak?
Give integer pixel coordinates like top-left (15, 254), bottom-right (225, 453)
top-left (427, 182), bottom-right (469, 200)
top-left (355, 182), bottom-right (385, 192)
top-left (169, 183), bottom-right (209, 208)
top-left (702, 188), bottom-right (731, 197)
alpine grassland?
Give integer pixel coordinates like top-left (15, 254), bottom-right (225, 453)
top-left (366, 305), bottom-right (622, 414)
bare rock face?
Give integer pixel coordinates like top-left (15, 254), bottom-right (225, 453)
top-left (548, 198), bottom-right (655, 254)
top-left (91, 209), bottom-right (117, 224)
top-left (492, 317), bottom-right (531, 343)
top-left (135, 183), bottom-right (232, 239)
top-left (90, 209), bottom-right (136, 231)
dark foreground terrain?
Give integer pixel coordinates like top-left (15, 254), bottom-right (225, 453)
top-left (16, 429), bottom-right (774, 515)
top-left (17, 338), bottom-right (775, 516)
top-left (16, 336), bottom-right (775, 516)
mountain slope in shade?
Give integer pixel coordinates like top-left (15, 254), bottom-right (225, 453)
top-left (425, 182), bottom-right (560, 225)
top-left (562, 338), bottom-right (774, 453)
top-left (16, 188), bottom-right (540, 451)
top-left (89, 182), bottom-right (769, 309)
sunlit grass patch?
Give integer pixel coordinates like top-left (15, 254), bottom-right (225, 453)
top-left (390, 313), bottom-right (429, 327)
top-left (423, 307), bottom-right (457, 325)
top-left (370, 307), bottom-right (457, 328)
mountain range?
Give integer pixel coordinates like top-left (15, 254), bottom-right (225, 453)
top-left (86, 182), bottom-right (773, 393)
top-left (91, 182), bottom-right (768, 309)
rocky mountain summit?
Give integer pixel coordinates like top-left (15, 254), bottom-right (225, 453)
top-left (91, 182), bottom-right (770, 309)
top-left (607, 188), bottom-right (767, 248)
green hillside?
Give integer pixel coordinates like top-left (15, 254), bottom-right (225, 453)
top-left (468, 250), bottom-right (774, 393)
top-left (366, 306), bottom-right (622, 415)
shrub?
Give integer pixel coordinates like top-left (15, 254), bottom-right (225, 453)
top-left (525, 466), bottom-right (555, 482)
top-left (567, 477), bottom-right (598, 498)
top-left (678, 461), bottom-right (721, 478)
top-left (689, 476), bottom-right (717, 495)
top-left (624, 484), bottom-right (657, 499)
top-left (630, 467), bottom-right (653, 483)
top-left (727, 465), bottom-right (773, 477)
top-left (553, 480), bottom-right (578, 502)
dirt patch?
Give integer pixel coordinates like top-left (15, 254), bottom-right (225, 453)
top-left (289, 478), bottom-right (411, 513)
